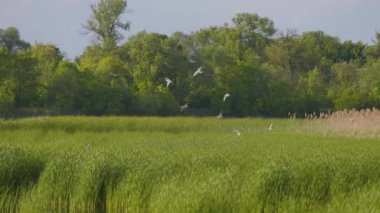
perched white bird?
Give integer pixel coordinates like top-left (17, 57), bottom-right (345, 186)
top-left (223, 93), bottom-right (230, 102)
top-left (233, 129), bottom-right (241, 136)
top-left (165, 78), bottom-right (172, 88)
top-left (110, 72), bottom-right (119, 77)
top-left (217, 111), bottom-right (223, 119)
top-left (189, 59), bottom-right (197, 63)
top-left (180, 103), bottom-right (189, 112)
top-left (268, 123), bottom-right (273, 131)
top-left (193, 66), bottom-right (203, 77)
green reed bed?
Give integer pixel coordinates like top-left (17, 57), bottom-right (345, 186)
top-left (0, 116), bottom-right (380, 212)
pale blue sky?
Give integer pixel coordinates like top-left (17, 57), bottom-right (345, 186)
top-left (1, 0), bottom-right (379, 59)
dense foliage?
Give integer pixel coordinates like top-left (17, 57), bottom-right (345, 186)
top-left (1, 1), bottom-right (380, 117)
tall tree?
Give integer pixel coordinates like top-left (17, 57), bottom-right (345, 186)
top-left (0, 48), bottom-right (13, 116)
top-left (0, 28), bottom-right (36, 116)
top-left (231, 13), bottom-right (276, 58)
top-left (30, 43), bottom-right (63, 106)
top-left (84, 0), bottom-right (130, 52)
top-left (7, 51), bottom-right (38, 108)
top-left (265, 29), bottom-right (306, 85)
top-left (48, 61), bottom-right (80, 114)
top-left (0, 27), bottom-right (30, 52)
top-left (364, 32), bottom-right (380, 63)
top-left (328, 62), bottom-right (360, 109)
top-left (119, 31), bottom-right (179, 115)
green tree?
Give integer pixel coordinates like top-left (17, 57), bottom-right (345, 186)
top-left (48, 61), bottom-right (80, 114)
top-left (77, 44), bottom-right (105, 73)
top-left (0, 27), bottom-right (36, 114)
top-left (189, 26), bottom-right (231, 112)
top-left (121, 31), bottom-right (180, 115)
top-left (297, 68), bottom-right (329, 113)
top-left (94, 55), bottom-right (133, 114)
top-left (30, 43), bottom-right (63, 106)
top-left (122, 31), bottom-right (169, 91)
top-left (189, 20), bottom-right (273, 116)
top-left (76, 54), bottom-right (134, 115)
top-left (0, 27), bottom-right (30, 52)
top-left (0, 48), bottom-right (15, 117)
top-left (364, 32), bottom-right (380, 63)
top-left (232, 13), bottom-right (276, 57)
top-left (0, 50), bottom-right (38, 113)
top-left (339, 40), bottom-right (365, 65)
top-left (84, 0), bottom-right (130, 52)
top-left (356, 59), bottom-right (380, 108)
top-left (0, 47), bottom-right (9, 82)
top-left (300, 31), bottom-right (341, 78)
top-left (265, 30), bottom-right (307, 85)
top-left (166, 32), bottom-right (193, 105)
top-left (328, 62), bottom-right (360, 109)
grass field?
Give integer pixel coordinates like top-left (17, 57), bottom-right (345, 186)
top-left (1, 115), bottom-right (380, 212)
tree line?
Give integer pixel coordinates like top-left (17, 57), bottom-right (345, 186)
top-left (1, 0), bottom-right (380, 118)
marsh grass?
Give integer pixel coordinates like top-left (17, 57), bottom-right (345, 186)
top-left (300, 108), bottom-right (380, 138)
top-left (0, 116), bottom-right (380, 212)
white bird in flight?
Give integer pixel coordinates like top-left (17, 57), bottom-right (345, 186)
top-left (268, 123), bottom-right (273, 131)
top-left (180, 103), bottom-right (189, 112)
top-left (217, 111), bottom-right (223, 119)
top-left (233, 129), bottom-right (241, 136)
top-left (110, 72), bottom-right (119, 77)
top-left (193, 66), bottom-right (203, 77)
top-left (165, 78), bottom-right (172, 88)
top-left (223, 93), bottom-right (230, 102)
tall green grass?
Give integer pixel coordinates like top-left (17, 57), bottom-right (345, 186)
top-left (0, 116), bottom-right (380, 212)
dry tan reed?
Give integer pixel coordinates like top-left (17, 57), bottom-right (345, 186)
top-left (301, 108), bottom-right (380, 138)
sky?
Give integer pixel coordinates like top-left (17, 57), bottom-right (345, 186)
top-left (1, 0), bottom-right (380, 59)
